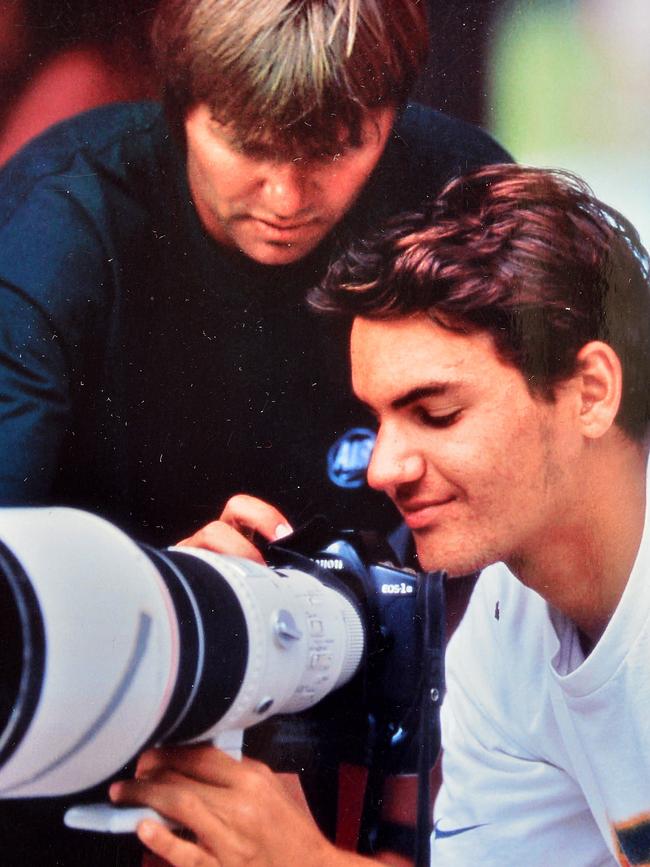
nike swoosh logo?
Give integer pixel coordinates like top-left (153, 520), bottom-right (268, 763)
top-left (433, 821), bottom-right (486, 839)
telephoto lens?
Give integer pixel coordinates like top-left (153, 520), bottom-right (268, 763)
top-left (0, 507), bottom-right (364, 799)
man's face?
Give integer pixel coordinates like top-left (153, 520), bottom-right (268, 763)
top-left (351, 314), bottom-right (582, 576)
top-left (184, 105), bottom-right (396, 266)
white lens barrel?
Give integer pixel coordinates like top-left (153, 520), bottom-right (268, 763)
top-left (0, 508), bottom-right (179, 797)
top-left (175, 549), bottom-right (365, 739)
top-left (0, 509), bottom-right (366, 799)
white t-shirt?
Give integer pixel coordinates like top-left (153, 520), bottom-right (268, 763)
top-left (432, 491), bottom-right (650, 866)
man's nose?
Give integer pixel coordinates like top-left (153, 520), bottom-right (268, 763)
top-left (366, 427), bottom-right (425, 493)
top-left (261, 162), bottom-right (311, 218)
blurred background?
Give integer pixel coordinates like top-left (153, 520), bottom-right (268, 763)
top-left (417, 0), bottom-right (650, 247)
top-left (0, 0), bottom-right (156, 165)
top-left (1, 0), bottom-right (647, 248)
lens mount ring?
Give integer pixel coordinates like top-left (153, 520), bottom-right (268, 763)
top-left (0, 540), bottom-right (45, 771)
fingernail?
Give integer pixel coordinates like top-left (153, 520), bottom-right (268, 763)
top-left (274, 523), bottom-right (292, 540)
top-left (138, 820), bottom-right (155, 842)
top-left (108, 783), bottom-right (120, 801)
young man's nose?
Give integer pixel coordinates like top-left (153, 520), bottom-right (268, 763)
top-left (366, 428), bottom-right (426, 493)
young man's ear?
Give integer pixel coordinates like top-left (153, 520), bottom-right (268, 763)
top-left (574, 340), bottom-right (622, 439)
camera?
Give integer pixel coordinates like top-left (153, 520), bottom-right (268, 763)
top-left (0, 506), bottom-right (444, 806)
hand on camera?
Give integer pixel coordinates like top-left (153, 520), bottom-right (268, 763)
top-left (177, 495), bottom-right (293, 563)
top-left (109, 744), bottom-right (360, 867)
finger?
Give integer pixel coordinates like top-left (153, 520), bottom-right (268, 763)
top-left (135, 745), bottom-right (187, 778)
top-left (176, 520), bottom-right (265, 563)
top-left (112, 770), bottom-right (221, 816)
top-left (110, 778), bottom-right (224, 835)
top-left (219, 494), bottom-right (292, 542)
top-left (135, 748), bottom-right (161, 778)
top-left (137, 819), bottom-right (220, 867)
top-left (135, 745), bottom-right (254, 789)
top-left (136, 745), bottom-right (224, 779)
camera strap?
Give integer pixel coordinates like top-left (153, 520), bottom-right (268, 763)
top-left (356, 569), bottom-right (446, 864)
top-left (414, 570), bottom-right (446, 867)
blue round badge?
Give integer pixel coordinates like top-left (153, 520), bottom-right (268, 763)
top-left (327, 427), bottom-right (376, 489)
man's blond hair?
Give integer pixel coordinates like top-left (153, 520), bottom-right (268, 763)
top-left (151, 0), bottom-right (428, 154)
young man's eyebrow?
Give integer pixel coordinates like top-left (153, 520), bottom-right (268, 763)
top-left (391, 382), bottom-right (452, 410)
top-left (357, 382), bottom-right (455, 415)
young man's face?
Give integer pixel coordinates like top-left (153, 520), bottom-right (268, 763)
top-left (184, 105), bottom-right (395, 266)
top-left (351, 314), bottom-right (582, 576)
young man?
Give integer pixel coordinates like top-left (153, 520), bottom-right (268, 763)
top-left (0, 1), bottom-right (508, 864)
top-left (112, 164), bottom-right (650, 867)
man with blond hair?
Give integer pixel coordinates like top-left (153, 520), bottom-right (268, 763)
top-left (0, 0), bottom-right (507, 546)
top-left (0, 1), bottom-right (507, 864)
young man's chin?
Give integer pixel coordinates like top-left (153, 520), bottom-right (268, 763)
top-left (414, 535), bottom-right (492, 578)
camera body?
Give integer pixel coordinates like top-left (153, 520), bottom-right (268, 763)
top-left (252, 519), bottom-right (445, 777)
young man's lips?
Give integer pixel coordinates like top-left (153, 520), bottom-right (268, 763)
top-left (399, 497), bottom-right (455, 529)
